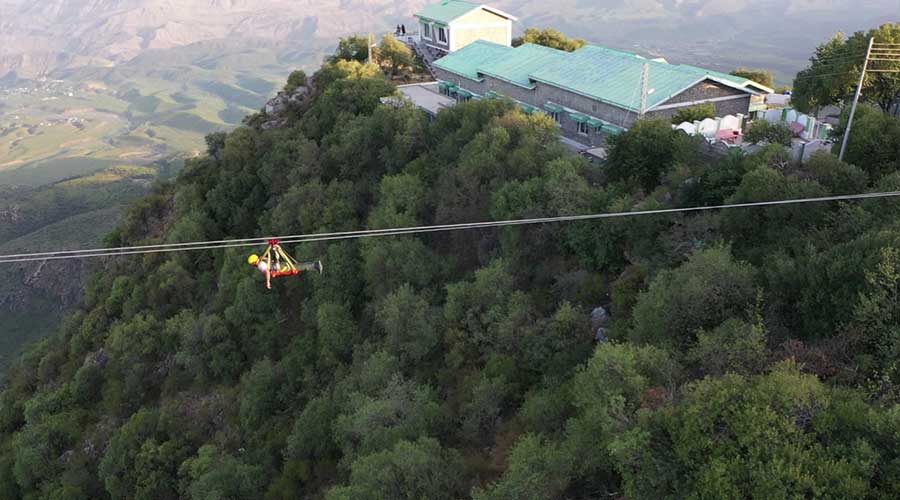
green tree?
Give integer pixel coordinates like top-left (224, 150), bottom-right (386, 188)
top-left (606, 118), bottom-right (702, 191)
top-left (333, 35), bottom-right (371, 63)
top-left (613, 362), bottom-right (881, 499)
top-left (326, 438), bottom-right (464, 500)
top-left (793, 24), bottom-right (900, 112)
top-left (687, 318), bottom-right (769, 376)
top-left (513, 28), bottom-right (586, 52)
top-left (99, 409), bottom-right (170, 499)
top-left (721, 166), bottom-right (829, 261)
top-left (13, 412), bottom-right (83, 493)
top-left (238, 358), bottom-right (281, 431)
top-left (563, 342), bottom-right (680, 496)
top-left (375, 284), bottom-right (441, 365)
top-left (831, 104), bottom-right (900, 180)
top-left (284, 70), bottom-right (307, 93)
top-left (629, 246), bottom-right (757, 349)
top-left (853, 247), bottom-right (900, 387)
top-left (671, 103), bottom-right (716, 124)
top-left (179, 445), bottom-right (266, 500)
top-left (285, 396), bottom-right (340, 463)
top-left (473, 434), bottom-right (571, 500)
top-left (334, 374), bottom-right (445, 459)
top-left (730, 68), bottom-right (775, 88)
top-left (744, 119), bottom-right (792, 146)
top-left (805, 150), bottom-right (868, 194)
top-left (316, 302), bottom-right (357, 366)
top-left (459, 370), bottom-right (511, 443)
top-left (377, 34), bottom-right (414, 76)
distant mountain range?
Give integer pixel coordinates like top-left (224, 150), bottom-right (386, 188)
top-left (0, 0), bottom-right (428, 79)
top-left (1, 0), bottom-right (896, 82)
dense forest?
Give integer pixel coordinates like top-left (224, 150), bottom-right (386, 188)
top-left (4, 36), bottom-right (900, 499)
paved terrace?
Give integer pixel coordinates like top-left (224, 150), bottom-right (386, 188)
top-left (395, 82), bottom-right (456, 116)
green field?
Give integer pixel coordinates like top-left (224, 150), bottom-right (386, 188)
top-left (0, 43), bottom-right (293, 187)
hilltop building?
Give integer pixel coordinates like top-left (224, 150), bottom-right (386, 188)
top-left (415, 0), bottom-right (516, 56)
top-left (431, 40), bottom-right (773, 147)
top-left (400, 2), bottom-right (773, 151)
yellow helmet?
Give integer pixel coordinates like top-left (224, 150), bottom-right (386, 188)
top-left (248, 254), bottom-right (260, 265)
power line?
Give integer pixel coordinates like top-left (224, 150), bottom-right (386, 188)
top-left (791, 70), bottom-right (861, 81)
top-left (3, 191), bottom-right (900, 265)
top-left (808, 52), bottom-right (868, 65)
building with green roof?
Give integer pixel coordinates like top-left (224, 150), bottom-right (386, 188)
top-left (414, 1), bottom-right (517, 55)
top-left (432, 39), bottom-right (771, 148)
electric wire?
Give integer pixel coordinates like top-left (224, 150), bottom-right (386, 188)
top-left (806, 52), bottom-right (868, 65)
top-left (791, 70), bottom-right (864, 81)
top-left (3, 191), bottom-right (900, 264)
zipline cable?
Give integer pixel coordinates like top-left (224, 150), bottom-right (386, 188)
top-left (3, 191), bottom-right (900, 264)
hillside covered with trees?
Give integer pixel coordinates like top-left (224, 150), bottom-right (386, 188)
top-left (4, 36), bottom-right (900, 499)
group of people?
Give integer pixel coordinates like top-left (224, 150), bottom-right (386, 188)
top-left (395, 24), bottom-right (408, 36)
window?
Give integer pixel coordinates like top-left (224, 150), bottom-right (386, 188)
top-left (577, 122), bottom-right (590, 135)
top-left (423, 24), bottom-right (431, 39)
top-left (549, 111), bottom-right (560, 124)
top-left (438, 27), bottom-right (447, 43)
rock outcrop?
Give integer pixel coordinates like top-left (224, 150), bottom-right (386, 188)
top-left (246, 78), bottom-right (314, 130)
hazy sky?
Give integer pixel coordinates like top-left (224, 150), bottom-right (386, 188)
top-left (1, 0), bottom-right (897, 81)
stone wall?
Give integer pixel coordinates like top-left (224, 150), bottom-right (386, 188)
top-left (646, 81), bottom-right (751, 121)
top-left (665, 81), bottom-right (744, 104)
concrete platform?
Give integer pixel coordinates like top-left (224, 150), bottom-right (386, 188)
top-left (395, 82), bottom-right (455, 116)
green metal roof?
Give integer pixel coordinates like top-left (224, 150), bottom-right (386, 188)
top-left (587, 118), bottom-right (604, 128)
top-left (415, 0), bottom-right (481, 24)
top-left (433, 40), bottom-right (513, 81)
top-left (478, 43), bottom-right (565, 88)
top-left (530, 45), bottom-right (727, 111)
top-left (435, 42), bottom-right (767, 113)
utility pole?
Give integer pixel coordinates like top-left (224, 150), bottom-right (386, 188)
top-left (639, 63), bottom-right (649, 117)
top-left (367, 33), bottom-right (374, 64)
top-left (839, 36), bottom-right (874, 161)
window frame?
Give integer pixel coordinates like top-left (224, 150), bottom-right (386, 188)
top-left (438, 27), bottom-right (447, 43)
top-left (423, 24), bottom-right (431, 40)
top-left (577, 121), bottom-right (590, 136)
